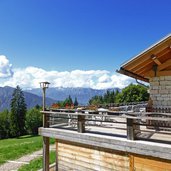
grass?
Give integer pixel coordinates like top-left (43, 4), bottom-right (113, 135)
top-left (18, 151), bottom-right (56, 171)
top-left (0, 135), bottom-right (55, 165)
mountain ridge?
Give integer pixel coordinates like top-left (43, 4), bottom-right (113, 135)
top-left (0, 86), bottom-right (120, 111)
top-left (26, 87), bottom-right (120, 105)
top-left (0, 86), bottom-right (55, 112)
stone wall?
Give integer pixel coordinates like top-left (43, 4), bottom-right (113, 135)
top-left (149, 76), bottom-right (171, 108)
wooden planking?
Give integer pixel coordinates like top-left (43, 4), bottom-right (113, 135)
top-left (134, 156), bottom-right (171, 171)
top-left (56, 140), bottom-right (129, 171)
top-left (133, 51), bottom-right (171, 77)
top-left (39, 127), bottom-right (171, 161)
top-left (124, 44), bottom-right (171, 70)
top-left (158, 58), bottom-right (171, 71)
top-left (152, 56), bottom-right (162, 65)
top-left (123, 38), bottom-right (171, 69)
top-left (145, 70), bottom-right (171, 77)
top-left (131, 47), bottom-right (171, 73)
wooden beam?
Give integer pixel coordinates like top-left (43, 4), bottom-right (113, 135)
top-left (127, 118), bottom-right (135, 140)
top-left (152, 56), bottom-right (162, 65)
top-left (157, 70), bottom-right (171, 76)
top-left (145, 70), bottom-right (171, 77)
top-left (129, 155), bottom-right (134, 171)
top-left (116, 68), bottom-right (149, 82)
top-left (144, 70), bottom-right (154, 77)
top-left (123, 42), bottom-right (171, 70)
top-left (40, 127), bottom-right (171, 161)
top-left (136, 64), bottom-right (153, 75)
top-left (131, 48), bottom-right (171, 73)
top-left (131, 59), bottom-right (152, 73)
top-left (137, 55), bottom-right (171, 76)
top-left (77, 115), bottom-right (85, 133)
top-left (56, 140), bottom-right (58, 171)
top-left (158, 59), bottom-right (171, 71)
top-left (43, 136), bottom-right (50, 171)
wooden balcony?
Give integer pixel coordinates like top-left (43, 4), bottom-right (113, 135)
top-left (39, 108), bottom-right (171, 170)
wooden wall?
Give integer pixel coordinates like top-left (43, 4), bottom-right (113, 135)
top-left (133, 156), bottom-right (171, 171)
top-left (56, 140), bottom-right (171, 171)
top-left (56, 140), bottom-right (129, 171)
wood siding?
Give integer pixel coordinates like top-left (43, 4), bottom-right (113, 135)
top-left (56, 140), bottom-right (129, 171)
top-left (55, 140), bottom-right (171, 171)
top-left (133, 156), bottom-right (171, 171)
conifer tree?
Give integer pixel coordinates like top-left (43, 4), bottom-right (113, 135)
top-left (74, 97), bottom-right (78, 106)
top-left (10, 85), bottom-right (27, 137)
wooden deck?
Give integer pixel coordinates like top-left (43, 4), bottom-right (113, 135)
top-left (39, 109), bottom-right (171, 171)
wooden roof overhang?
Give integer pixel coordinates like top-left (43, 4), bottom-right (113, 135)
top-left (117, 34), bottom-right (171, 82)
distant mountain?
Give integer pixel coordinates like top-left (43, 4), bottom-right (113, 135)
top-left (0, 86), bottom-right (55, 112)
top-left (27, 87), bottom-right (120, 105)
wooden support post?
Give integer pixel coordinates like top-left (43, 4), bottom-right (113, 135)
top-left (43, 113), bottom-right (50, 171)
top-left (127, 118), bottom-right (135, 140)
top-left (43, 136), bottom-right (49, 171)
top-left (43, 113), bottom-right (49, 128)
top-left (77, 115), bottom-right (85, 133)
top-left (56, 140), bottom-right (58, 171)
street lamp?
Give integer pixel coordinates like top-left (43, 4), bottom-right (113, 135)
top-left (40, 82), bottom-right (50, 111)
top-left (40, 81), bottom-right (50, 171)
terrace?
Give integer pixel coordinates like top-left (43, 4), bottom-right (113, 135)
top-left (40, 105), bottom-right (171, 143)
top-left (39, 105), bottom-right (171, 170)
top-left (39, 34), bottom-right (171, 171)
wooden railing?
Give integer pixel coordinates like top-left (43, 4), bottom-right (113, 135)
top-left (41, 108), bottom-right (171, 142)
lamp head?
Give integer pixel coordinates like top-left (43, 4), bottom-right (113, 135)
top-left (40, 81), bottom-right (50, 89)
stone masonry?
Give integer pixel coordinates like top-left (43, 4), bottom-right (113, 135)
top-left (149, 76), bottom-right (171, 108)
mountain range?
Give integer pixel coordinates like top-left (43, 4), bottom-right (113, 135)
top-left (0, 86), bottom-right (120, 111)
top-left (26, 87), bottom-right (120, 105)
top-left (0, 86), bottom-right (55, 112)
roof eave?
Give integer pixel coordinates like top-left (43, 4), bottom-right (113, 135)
top-left (116, 68), bottom-right (149, 83)
top-left (121, 33), bottom-right (171, 68)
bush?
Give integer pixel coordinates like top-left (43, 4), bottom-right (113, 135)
top-left (25, 108), bottom-right (42, 135)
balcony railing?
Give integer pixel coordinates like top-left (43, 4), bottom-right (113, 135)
top-left (41, 107), bottom-right (171, 143)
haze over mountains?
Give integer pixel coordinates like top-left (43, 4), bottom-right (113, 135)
top-left (0, 86), bottom-right (120, 111)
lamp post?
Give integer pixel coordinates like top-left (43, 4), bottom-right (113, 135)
top-left (40, 81), bottom-right (50, 171)
top-left (40, 81), bottom-right (50, 111)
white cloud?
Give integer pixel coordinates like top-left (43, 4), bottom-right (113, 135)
top-left (0, 56), bottom-right (135, 89)
top-left (0, 55), bottom-right (13, 78)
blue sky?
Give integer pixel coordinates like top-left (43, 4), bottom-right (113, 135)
top-left (0, 0), bottom-right (171, 89)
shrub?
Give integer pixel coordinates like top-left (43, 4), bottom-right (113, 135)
top-left (25, 108), bottom-right (42, 135)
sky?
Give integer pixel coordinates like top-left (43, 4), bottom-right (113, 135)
top-left (0, 0), bottom-right (171, 89)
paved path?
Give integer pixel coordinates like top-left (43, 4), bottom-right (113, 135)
top-left (0, 145), bottom-right (55, 171)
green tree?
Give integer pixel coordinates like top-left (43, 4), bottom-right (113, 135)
top-left (89, 95), bottom-right (103, 105)
top-left (63, 95), bottom-right (73, 106)
top-left (25, 108), bottom-right (42, 135)
top-left (0, 110), bottom-right (10, 139)
top-left (116, 84), bottom-right (149, 103)
top-left (74, 97), bottom-right (79, 106)
top-left (10, 86), bottom-right (27, 137)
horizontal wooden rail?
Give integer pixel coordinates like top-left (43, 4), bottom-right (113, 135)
top-left (41, 109), bottom-right (171, 142)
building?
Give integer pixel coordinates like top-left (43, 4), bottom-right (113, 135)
top-left (117, 34), bottom-right (171, 109)
top-left (39, 34), bottom-right (171, 171)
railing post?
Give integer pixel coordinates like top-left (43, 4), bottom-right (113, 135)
top-left (127, 118), bottom-right (135, 140)
top-left (77, 115), bottom-right (85, 133)
top-left (127, 117), bottom-right (141, 140)
top-left (43, 113), bottom-right (49, 128)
